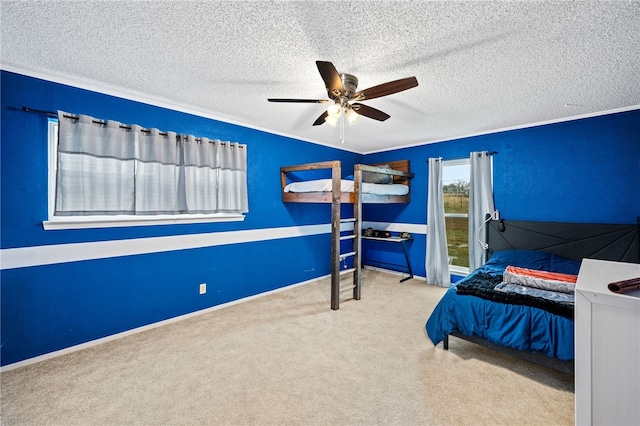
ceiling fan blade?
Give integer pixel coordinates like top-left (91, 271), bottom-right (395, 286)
top-left (353, 76), bottom-right (418, 101)
top-left (316, 61), bottom-right (343, 98)
top-left (312, 111), bottom-right (328, 126)
top-left (268, 98), bottom-right (329, 103)
top-left (351, 103), bottom-right (390, 121)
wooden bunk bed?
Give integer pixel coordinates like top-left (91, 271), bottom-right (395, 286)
top-left (280, 159), bottom-right (414, 310)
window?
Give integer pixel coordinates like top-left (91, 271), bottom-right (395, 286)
top-left (442, 158), bottom-right (470, 272)
top-left (45, 114), bottom-right (248, 230)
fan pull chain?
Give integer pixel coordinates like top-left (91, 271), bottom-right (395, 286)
top-left (340, 109), bottom-right (345, 144)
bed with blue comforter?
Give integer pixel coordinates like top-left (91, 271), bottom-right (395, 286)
top-left (425, 249), bottom-right (582, 362)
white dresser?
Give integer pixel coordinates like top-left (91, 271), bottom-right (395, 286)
top-left (575, 259), bottom-right (640, 426)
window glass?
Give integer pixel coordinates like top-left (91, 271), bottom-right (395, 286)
top-left (443, 159), bottom-right (470, 268)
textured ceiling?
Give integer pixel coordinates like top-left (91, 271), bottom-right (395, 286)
top-left (2, 1), bottom-right (639, 153)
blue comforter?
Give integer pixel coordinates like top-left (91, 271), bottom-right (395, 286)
top-left (425, 250), bottom-right (581, 361)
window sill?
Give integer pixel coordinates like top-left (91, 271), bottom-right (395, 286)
top-left (449, 265), bottom-right (470, 276)
top-left (43, 214), bottom-right (245, 230)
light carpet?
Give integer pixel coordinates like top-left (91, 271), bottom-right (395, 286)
top-left (0, 269), bottom-right (574, 425)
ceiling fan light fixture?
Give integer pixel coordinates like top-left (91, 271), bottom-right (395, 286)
top-left (345, 108), bottom-right (360, 124)
top-left (324, 115), bottom-right (338, 126)
top-left (327, 101), bottom-right (341, 118)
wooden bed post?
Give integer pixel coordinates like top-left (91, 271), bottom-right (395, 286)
top-left (331, 161), bottom-right (342, 310)
top-left (353, 165), bottom-right (363, 301)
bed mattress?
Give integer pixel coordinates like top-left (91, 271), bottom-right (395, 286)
top-left (284, 179), bottom-right (409, 196)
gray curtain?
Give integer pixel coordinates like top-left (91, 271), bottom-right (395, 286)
top-left (468, 151), bottom-right (495, 270)
top-left (426, 157), bottom-right (451, 287)
top-left (55, 111), bottom-right (248, 216)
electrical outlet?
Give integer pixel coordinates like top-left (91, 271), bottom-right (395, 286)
top-left (199, 283), bottom-right (206, 295)
top-left (492, 210), bottom-right (500, 220)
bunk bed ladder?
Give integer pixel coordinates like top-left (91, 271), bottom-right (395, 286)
top-left (330, 165), bottom-right (363, 310)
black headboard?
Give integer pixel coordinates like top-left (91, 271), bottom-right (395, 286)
top-left (486, 218), bottom-right (640, 263)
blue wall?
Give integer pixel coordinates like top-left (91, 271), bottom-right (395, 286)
top-left (364, 108), bottom-right (640, 278)
top-left (2, 69), bottom-right (639, 366)
top-left (0, 70), bottom-right (363, 366)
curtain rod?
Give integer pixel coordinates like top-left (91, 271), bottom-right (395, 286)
top-left (428, 151), bottom-right (499, 162)
top-left (22, 106), bottom-right (58, 118)
top-left (20, 106), bottom-right (244, 147)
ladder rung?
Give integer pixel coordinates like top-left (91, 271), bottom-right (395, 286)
top-left (340, 235), bottom-right (356, 241)
top-left (339, 251), bottom-right (356, 260)
top-left (340, 218), bottom-right (356, 223)
top-left (340, 285), bottom-right (356, 293)
top-left (339, 267), bottom-right (356, 275)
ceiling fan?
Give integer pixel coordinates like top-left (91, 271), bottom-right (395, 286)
top-left (268, 61), bottom-right (419, 126)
